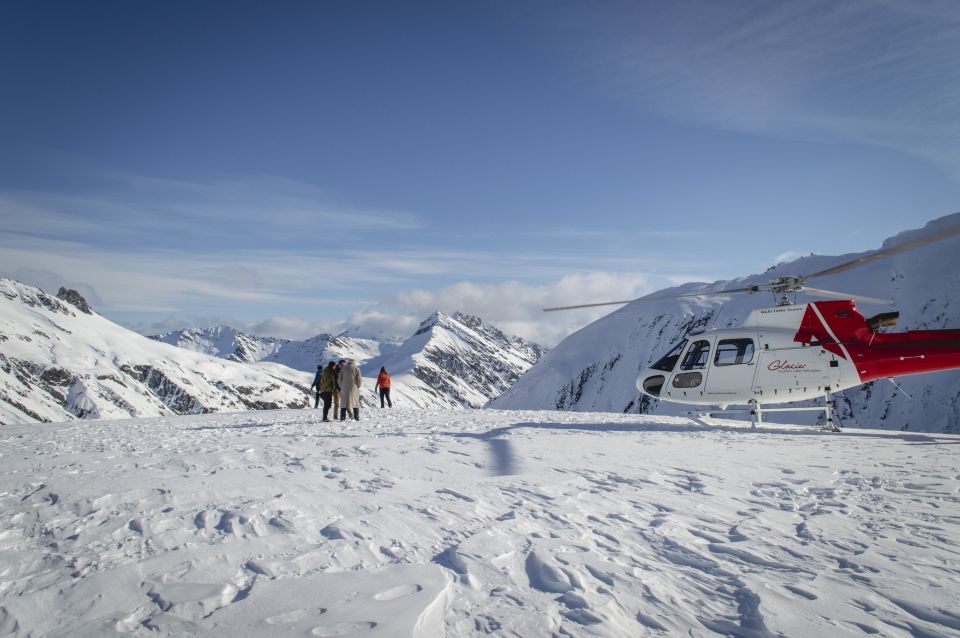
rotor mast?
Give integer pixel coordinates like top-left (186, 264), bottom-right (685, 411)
top-left (768, 276), bottom-right (803, 306)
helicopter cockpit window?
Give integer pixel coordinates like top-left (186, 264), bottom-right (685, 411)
top-left (679, 340), bottom-right (711, 371)
top-left (714, 339), bottom-right (755, 366)
top-left (650, 339), bottom-right (688, 372)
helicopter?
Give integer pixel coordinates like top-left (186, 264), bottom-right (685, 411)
top-left (544, 223), bottom-right (960, 431)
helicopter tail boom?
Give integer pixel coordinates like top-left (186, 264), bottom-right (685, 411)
top-left (795, 301), bottom-right (960, 383)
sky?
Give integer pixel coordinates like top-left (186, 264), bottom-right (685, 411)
top-left (2, 0), bottom-right (959, 347)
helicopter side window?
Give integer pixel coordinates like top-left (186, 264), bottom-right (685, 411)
top-left (679, 340), bottom-right (711, 371)
top-left (650, 339), bottom-right (688, 372)
top-left (714, 339), bottom-right (755, 366)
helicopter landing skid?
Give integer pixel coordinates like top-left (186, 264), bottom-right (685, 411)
top-left (687, 393), bottom-right (840, 432)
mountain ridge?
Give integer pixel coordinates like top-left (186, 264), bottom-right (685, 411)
top-left (1, 283), bottom-right (546, 423)
top-left (151, 326), bottom-right (384, 372)
top-left (0, 279), bottom-right (314, 424)
top-left (362, 310), bottom-right (545, 409)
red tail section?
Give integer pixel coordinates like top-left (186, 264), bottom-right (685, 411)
top-left (793, 300), bottom-right (960, 382)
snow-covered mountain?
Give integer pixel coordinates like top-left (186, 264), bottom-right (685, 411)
top-left (337, 323), bottom-right (405, 352)
top-left (262, 334), bottom-right (383, 371)
top-left (151, 325), bottom-right (286, 363)
top-left (363, 311), bottom-right (546, 408)
top-left (151, 326), bottom-right (383, 372)
top-left (155, 312), bottom-right (545, 411)
top-left (0, 280), bottom-right (315, 424)
top-left (492, 214), bottom-right (960, 433)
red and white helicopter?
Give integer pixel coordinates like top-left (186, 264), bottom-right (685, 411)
top-left (545, 224), bottom-right (960, 430)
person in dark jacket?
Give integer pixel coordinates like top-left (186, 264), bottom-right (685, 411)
top-left (319, 361), bottom-right (337, 421)
top-left (309, 365), bottom-right (324, 409)
top-left (375, 367), bottom-right (392, 408)
top-left (333, 359), bottom-right (345, 416)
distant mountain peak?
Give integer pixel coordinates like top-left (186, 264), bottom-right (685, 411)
top-left (365, 310), bottom-right (545, 409)
top-left (413, 311), bottom-right (446, 336)
top-left (152, 325), bottom-right (384, 371)
top-left (452, 312), bottom-right (482, 329)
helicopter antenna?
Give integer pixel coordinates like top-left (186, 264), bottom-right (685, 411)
top-left (887, 378), bottom-right (913, 400)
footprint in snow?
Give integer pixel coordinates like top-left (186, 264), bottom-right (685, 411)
top-left (311, 621), bottom-right (378, 636)
top-left (265, 608), bottom-right (326, 625)
top-left (373, 583), bottom-right (422, 601)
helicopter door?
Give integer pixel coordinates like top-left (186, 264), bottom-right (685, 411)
top-left (664, 338), bottom-right (713, 400)
top-left (705, 338), bottom-right (758, 402)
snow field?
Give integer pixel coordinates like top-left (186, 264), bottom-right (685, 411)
top-left (1, 408), bottom-right (959, 636)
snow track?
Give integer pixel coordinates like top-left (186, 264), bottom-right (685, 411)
top-left (1, 409), bottom-right (959, 636)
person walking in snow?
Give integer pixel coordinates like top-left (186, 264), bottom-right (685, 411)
top-left (319, 361), bottom-right (337, 421)
top-left (309, 365), bottom-right (324, 409)
top-left (338, 359), bottom-right (363, 421)
top-left (333, 359), bottom-right (345, 416)
top-left (375, 367), bottom-right (392, 408)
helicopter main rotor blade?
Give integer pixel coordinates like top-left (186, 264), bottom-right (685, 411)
top-left (801, 286), bottom-right (888, 305)
top-left (542, 299), bottom-right (641, 312)
top-left (542, 286), bottom-right (760, 312)
top-left (804, 223), bottom-right (960, 281)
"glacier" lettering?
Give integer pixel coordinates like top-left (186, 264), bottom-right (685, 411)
top-left (767, 360), bottom-right (807, 372)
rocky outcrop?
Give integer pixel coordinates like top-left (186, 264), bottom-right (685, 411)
top-left (56, 288), bottom-right (93, 314)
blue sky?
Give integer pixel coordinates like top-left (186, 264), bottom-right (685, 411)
top-left (2, 0), bottom-right (959, 346)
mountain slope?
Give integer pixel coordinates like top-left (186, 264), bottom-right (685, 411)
top-left (362, 311), bottom-right (545, 408)
top-left (151, 325), bottom-right (286, 363)
top-left (0, 280), bottom-right (314, 424)
top-left (492, 214), bottom-right (960, 433)
top-left (261, 334), bottom-right (382, 371)
top-left (151, 327), bottom-right (383, 372)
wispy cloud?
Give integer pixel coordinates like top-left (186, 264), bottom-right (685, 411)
top-left (773, 250), bottom-right (807, 265)
top-left (0, 174), bottom-right (423, 250)
top-left (369, 272), bottom-right (696, 346)
top-left (558, 0), bottom-right (960, 178)
top-left (0, 174), bottom-right (715, 346)
top-left (0, 231), bottom-right (702, 316)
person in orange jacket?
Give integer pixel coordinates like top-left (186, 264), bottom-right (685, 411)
top-left (375, 367), bottom-right (392, 408)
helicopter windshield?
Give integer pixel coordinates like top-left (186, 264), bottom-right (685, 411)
top-left (650, 339), bottom-right (688, 372)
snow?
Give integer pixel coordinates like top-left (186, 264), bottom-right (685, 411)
top-left (2, 408), bottom-right (959, 636)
